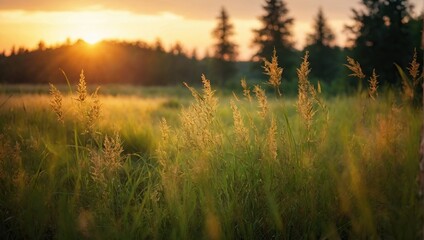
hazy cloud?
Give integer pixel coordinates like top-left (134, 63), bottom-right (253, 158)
top-left (0, 0), bottom-right (261, 18)
top-left (0, 0), bottom-right (421, 21)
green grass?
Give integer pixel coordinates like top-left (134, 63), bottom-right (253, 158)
top-left (0, 52), bottom-right (422, 239)
top-left (0, 85), bottom-right (421, 239)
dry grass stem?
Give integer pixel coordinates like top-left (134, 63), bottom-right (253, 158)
top-left (159, 118), bottom-right (170, 143)
top-left (345, 57), bottom-right (365, 80)
top-left (368, 69), bottom-right (379, 100)
top-left (181, 75), bottom-right (219, 150)
top-left (241, 78), bottom-right (252, 102)
top-left (230, 99), bottom-right (249, 146)
top-left (90, 132), bottom-right (124, 185)
top-left (402, 73), bottom-right (414, 102)
top-left (253, 85), bottom-right (268, 119)
top-left (86, 87), bottom-right (101, 134)
top-left (263, 48), bottom-right (283, 97)
top-left (297, 52), bottom-right (315, 137)
top-left (77, 70), bottom-right (88, 103)
top-left (408, 49), bottom-right (420, 86)
top-left (267, 117), bottom-right (278, 161)
top-left (157, 118), bottom-right (170, 167)
top-left (49, 83), bottom-right (64, 123)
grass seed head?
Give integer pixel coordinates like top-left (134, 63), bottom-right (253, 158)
top-left (160, 118), bottom-right (170, 143)
top-left (90, 132), bottom-right (124, 186)
top-left (157, 118), bottom-right (171, 167)
top-left (86, 87), bottom-right (101, 134)
top-left (180, 75), bottom-right (219, 150)
top-left (297, 52), bottom-right (315, 135)
top-left (49, 83), bottom-right (64, 123)
top-left (230, 99), bottom-right (249, 145)
top-left (77, 70), bottom-right (87, 103)
top-left (253, 85), bottom-right (268, 119)
top-left (408, 49), bottom-right (420, 86)
top-left (241, 78), bottom-right (252, 102)
top-left (345, 56), bottom-right (365, 80)
top-left (368, 69), bottom-right (379, 100)
top-left (263, 48), bottom-right (283, 97)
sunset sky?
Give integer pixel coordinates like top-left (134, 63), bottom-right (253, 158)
top-left (0, 0), bottom-right (422, 60)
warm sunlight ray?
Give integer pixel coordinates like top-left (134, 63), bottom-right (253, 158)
top-left (81, 33), bottom-right (102, 45)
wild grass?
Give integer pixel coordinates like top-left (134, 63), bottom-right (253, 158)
top-left (0, 52), bottom-right (422, 239)
top-left (263, 48), bottom-right (283, 97)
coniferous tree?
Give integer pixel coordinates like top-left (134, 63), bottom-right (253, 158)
top-left (211, 7), bottom-right (238, 86)
top-left (10, 46), bottom-right (16, 56)
top-left (306, 7), bottom-right (335, 47)
top-left (171, 42), bottom-right (185, 56)
top-left (154, 38), bottom-right (165, 53)
top-left (252, 0), bottom-right (297, 78)
top-left (38, 40), bottom-right (46, 51)
top-left (346, 0), bottom-right (415, 85)
top-left (305, 7), bottom-right (341, 83)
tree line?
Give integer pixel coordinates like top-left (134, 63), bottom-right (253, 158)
top-left (0, 0), bottom-right (422, 90)
top-left (216, 0), bottom-right (423, 88)
top-left (0, 39), bottom-right (208, 86)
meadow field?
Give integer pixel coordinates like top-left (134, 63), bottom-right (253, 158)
top-left (0, 54), bottom-right (422, 239)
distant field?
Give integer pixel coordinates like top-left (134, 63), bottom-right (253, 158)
top-left (0, 73), bottom-right (421, 239)
top-left (0, 83), bottom-right (193, 98)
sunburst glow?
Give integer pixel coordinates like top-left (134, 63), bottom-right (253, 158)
top-left (82, 34), bottom-right (102, 45)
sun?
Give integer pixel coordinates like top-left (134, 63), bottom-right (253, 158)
top-left (83, 33), bottom-right (102, 45)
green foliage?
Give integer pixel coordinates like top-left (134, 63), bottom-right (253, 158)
top-left (305, 8), bottom-right (342, 83)
top-left (346, 0), bottom-right (418, 85)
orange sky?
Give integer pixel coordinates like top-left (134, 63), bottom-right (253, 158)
top-left (0, 0), bottom-right (422, 60)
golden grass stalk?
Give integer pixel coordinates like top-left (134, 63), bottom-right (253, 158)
top-left (230, 99), bottom-right (249, 146)
top-left (157, 118), bottom-right (170, 167)
top-left (90, 132), bottom-right (124, 186)
top-left (368, 69), bottom-right (379, 101)
top-left (49, 83), bottom-right (64, 123)
top-left (103, 132), bottom-right (124, 169)
top-left (159, 118), bottom-right (170, 143)
top-left (408, 48), bottom-right (420, 86)
top-left (297, 52), bottom-right (315, 137)
top-left (184, 74), bottom-right (218, 111)
top-left (90, 152), bottom-right (105, 186)
top-left (345, 56), bottom-right (365, 80)
top-left (263, 48), bottom-right (283, 97)
top-left (86, 87), bottom-right (101, 134)
top-left (345, 56), bottom-right (366, 92)
top-left (181, 75), bottom-right (219, 150)
top-left (77, 70), bottom-right (87, 103)
top-left (202, 75), bottom-right (215, 101)
top-left (241, 78), bottom-right (252, 102)
top-left (253, 85), bottom-right (268, 119)
top-left (401, 72), bottom-right (415, 102)
top-left (267, 117), bottom-right (278, 161)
